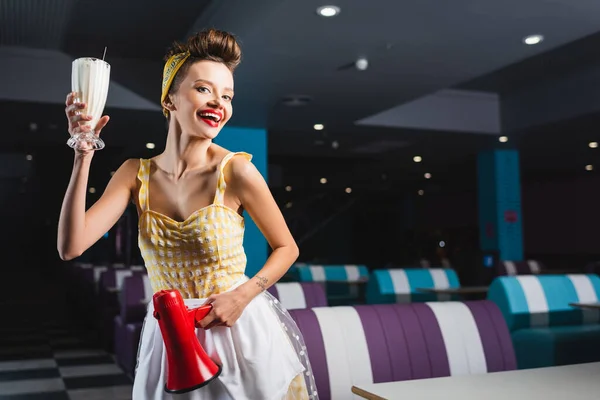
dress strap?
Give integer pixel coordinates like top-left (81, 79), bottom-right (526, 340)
top-left (137, 159), bottom-right (151, 212)
top-left (213, 152), bottom-right (253, 205)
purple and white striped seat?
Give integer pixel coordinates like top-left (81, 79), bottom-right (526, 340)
top-left (290, 301), bottom-right (515, 400)
top-left (98, 269), bottom-right (144, 351)
top-left (267, 282), bottom-right (328, 310)
top-left (114, 273), bottom-right (153, 375)
top-left (99, 269), bottom-right (138, 294)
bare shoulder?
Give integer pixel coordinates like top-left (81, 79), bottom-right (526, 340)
top-left (111, 158), bottom-right (141, 188)
top-left (224, 153), bottom-right (259, 187)
top-left (120, 158), bottom-right (141, 171)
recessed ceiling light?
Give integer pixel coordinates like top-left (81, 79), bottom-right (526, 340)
top-left (146, 142), bottom-right (155, 149)
top-left (355, 57), bottom-right (369, 71)
top-left (89, 187), bottom-right (96, 194)
top-left (285, 202), bottom-right (293, 209)
top-left (110, 171), bottom-right (116, 176)
top-left (499, 136), bottom-right (508, 143)
top-left (424, 173), bottom-right (432, 179)
top-left (314, 124), bottom-right (324, 131)
top-left (316, 5), bottom-right (340, 17)
top-left (25, 154), bottom-right (33, 161)
top-left (589, 142), bottom-right (598, 149)
top-left (413, 156), bottom-right (422, 163)
top-left (586, 164), bottom-right (594, 171)
top-left (320, 177), bottom-right (328, 184)
top-left (345, 187), bottom-right (352, 194)
top-left (523, 34), bottom-right (544, 45)
top-left (285, 185), bottom-right (292, 192)
top-left (418, 189), bottom-right (425, 196)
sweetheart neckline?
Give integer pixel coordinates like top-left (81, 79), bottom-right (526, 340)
top-left (140, 203), bottom-right (244, 226)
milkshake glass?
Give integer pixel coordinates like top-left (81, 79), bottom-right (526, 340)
top-left (67, 57), bottom-right (110, 150)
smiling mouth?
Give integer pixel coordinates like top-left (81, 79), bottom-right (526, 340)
top-left (197, 111), bottom-right (222, 124)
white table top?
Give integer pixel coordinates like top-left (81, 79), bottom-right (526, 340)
top-left (352, 362), bottom-right (600, 400)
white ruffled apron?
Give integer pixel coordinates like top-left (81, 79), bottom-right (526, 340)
top-left (132, 278), bottom-right (319, 400)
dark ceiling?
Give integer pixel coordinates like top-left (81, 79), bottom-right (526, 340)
top-left (2, 0), bottom-right (600, 194)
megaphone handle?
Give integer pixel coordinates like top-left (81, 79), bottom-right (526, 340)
top-left (192, 304), bottom-right (213, 327)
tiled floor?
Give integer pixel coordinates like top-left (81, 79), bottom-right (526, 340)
top-left (0, 268), bottom-right (133, 399)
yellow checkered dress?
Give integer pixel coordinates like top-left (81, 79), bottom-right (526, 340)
top-left (135, 152), bottom-right (310, 399)
top-left (137, 152), bottom-right (250, 298)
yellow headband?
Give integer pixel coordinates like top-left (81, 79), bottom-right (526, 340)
top-left (161, 51), bottom-right (191, 117)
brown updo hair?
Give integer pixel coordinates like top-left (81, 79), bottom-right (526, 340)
top-left (164, 28), bottom-right (242, 97)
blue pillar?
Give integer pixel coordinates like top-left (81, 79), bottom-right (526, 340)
top-left (214, 127), bottom-right (268, 277)
top-left (477, 150), bottom-right (524, 261)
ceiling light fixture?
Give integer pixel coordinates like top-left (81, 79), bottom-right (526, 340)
top-left (285, 186), bottom-right (292, 192)
top-left (424, 173), bottom-right (432, 179)
top-left (320, 177), bottom-right (328, 184)
top-left (589, 142), bottom-right (598, 149)
top-left (499, 136), bottom-right (508, 143)
top-left (418, 189), bottom-right (424, 196)
top-left (314, 124), bottom-right (324, 131)
top-left (413, 156), bottom-right (422, 163)
top-left (586, 164), bottom-right (594, 171)
top-left (89, 187), bottom-right (96, 194)
top-left (355, 57), bottom-right (369, 71)
top-left (316, 5), bottom-right (340, 17)
top-left (146, 142), bottom-right (156, 149)
top-left (523, 34), bottom-right (544, 45)
top-left (345, 187), bottom-right (352, 194)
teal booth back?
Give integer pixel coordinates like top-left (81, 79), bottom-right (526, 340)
top-left (366, 268), bottom-right (461, 304)
top-left (487, 274), bottom-right (600, 330)
top-left (288, 264), bottom-right (369, 305)
top-left (292, 264), bottom-right (369, 282)
top-left (487, 274), bottom-right (600, 369)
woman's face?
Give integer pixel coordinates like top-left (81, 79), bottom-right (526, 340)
top-left (168, 60), bottom-right (234, 139)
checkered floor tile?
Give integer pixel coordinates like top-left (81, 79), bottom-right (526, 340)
top-left (0, 324), bottom-right (133, 399)
top-left (0, 269), bottom-right (133, 399)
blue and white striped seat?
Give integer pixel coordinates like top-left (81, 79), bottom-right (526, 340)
top-left (289, 264), bottom-right (369, 305)
top-left (366, 268), bottom-right (460, 304)
top-left (496, 260), bottom-right (544, 276)
top-left (487, 274), bottom-right (600, 369)
top-left (292, 264), bottom-right (369, 282)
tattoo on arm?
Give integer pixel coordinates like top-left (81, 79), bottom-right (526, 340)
top-left (255, 275), bottom-right (268, 291)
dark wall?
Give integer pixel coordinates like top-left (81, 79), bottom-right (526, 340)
top-left (2, 145), bottom-right (599, 272)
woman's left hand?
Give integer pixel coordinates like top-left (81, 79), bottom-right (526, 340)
top-left (199, 290), bottom-right (251, 330)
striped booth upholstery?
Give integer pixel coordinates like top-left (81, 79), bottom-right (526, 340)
top-left (114, 273), bottom-right (153, 375)
top-left (289, 301), bottom-right (516, 400)
top-left (291, 264), bottom-right (369, 306)
top-left (487, 274), bottom-right (600, 369)
top-left (366, 268), bottom-right (460, 304)
top-left (293, 264), bottom-right (369, 282)
top-left (496, 260), bottom-right (544, 276)
top-left (97, 269), bottom-right (142, 352)
top-left (267, 282), bottom-right (328, 310)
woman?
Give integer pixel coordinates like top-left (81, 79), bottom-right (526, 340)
top-left (58, 29), bottom-right (318, 399)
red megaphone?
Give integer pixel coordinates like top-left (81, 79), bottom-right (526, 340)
top-left (152, 289), bottom-right (222, 394)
